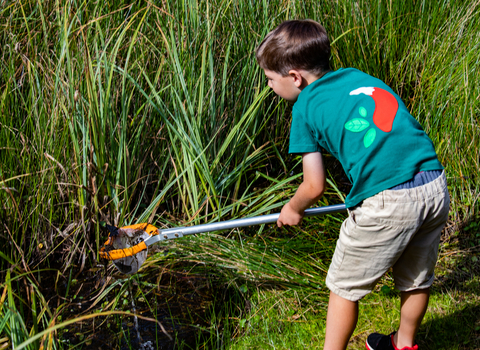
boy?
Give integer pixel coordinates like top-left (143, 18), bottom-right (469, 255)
top-left (256, 20), bottom-right (449, 350)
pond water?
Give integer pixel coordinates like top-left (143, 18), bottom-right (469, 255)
top-left (37, 261), bottom-right (242, 349)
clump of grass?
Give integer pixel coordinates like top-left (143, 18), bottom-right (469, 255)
top-left (0, 269), bottom-right (58, 350)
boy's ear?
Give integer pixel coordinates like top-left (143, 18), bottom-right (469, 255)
top-left (288, 69), bottom-right (305, 88)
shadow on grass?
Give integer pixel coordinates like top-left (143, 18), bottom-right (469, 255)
top-left (417, 303), bottom-right (480, 350)
top-left (435, 213), bottom-right (480, 293)
top-left (419, 215), bottom-right (480, 349)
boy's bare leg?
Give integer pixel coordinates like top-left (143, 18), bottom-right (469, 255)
top-left (394, 288), bottom-right (430, 348)
top-left (324, 291), bottom-right (358, 350)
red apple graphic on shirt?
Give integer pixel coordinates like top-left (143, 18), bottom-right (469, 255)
top-left (349, 87), bottom-right (398, 132)
top-left (344, 87), bottom-right (399, 148)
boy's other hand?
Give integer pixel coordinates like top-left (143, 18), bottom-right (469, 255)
top-left (277, 202), bottom-right (304, 227)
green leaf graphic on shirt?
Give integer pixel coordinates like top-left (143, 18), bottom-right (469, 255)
top-left (359, 107), bottom-right (367, 117)
top-left (344, 105), bottom-right (378, 148)
top-left (344, 118), bottom-right (370, 132)
top-left (364, 128), bottom-right (376, 148)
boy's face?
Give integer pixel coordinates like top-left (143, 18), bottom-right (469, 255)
top-left (263, 69), bottom-right (302, 102)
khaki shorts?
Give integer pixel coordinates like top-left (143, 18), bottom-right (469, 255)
top-left (326, 171), bottom-right (450, 302)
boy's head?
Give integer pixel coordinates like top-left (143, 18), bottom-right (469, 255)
top-left (256, 20), bottom-right (330, 78)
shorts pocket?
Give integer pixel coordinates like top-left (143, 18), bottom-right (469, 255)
top-left (348, 205), bottom-right (370, 226)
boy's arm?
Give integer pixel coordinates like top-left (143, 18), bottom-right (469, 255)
top-left (277, 152), bottom-right (326, 227)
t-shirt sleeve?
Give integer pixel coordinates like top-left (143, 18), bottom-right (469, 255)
top-left (288, 107), bottom-right (321, 154)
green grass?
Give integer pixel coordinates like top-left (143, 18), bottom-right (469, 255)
top-left (0, 0), bottom-right (479, 348)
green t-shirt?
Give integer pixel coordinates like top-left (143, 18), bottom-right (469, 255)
top-left (289, 68), bottom-right (443, 208)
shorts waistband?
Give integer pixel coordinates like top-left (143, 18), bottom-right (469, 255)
top-left (389, 170), bottom-right (443, 190)
top-left (370, 170), bottom-right (447, 205)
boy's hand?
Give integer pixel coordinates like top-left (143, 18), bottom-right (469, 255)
top-left (277, 202), bottom-right (304, 227)
top-left (277, 152), bottom-right (326, 228)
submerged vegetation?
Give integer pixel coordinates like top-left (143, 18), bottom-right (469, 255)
top-left (0, 0), bottom-right (479, 349)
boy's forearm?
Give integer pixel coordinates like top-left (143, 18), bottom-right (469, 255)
top-left (277, 152), bottom-right (326, 227)
top-left (288, 180), bottom-right (324, 213)
top-left (289, 151), bottom-right (326, 214)
top-left (277, 180), bottom-right (325, 227)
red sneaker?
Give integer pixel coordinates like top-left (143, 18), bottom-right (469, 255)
top-left (366, 332), bottom-right (418, 350)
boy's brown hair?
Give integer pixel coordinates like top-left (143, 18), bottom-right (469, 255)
top-left (256, 19), bottom-right (330, 77)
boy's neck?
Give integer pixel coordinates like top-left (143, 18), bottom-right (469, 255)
top-left (298, 69), bottom-right (328, 89)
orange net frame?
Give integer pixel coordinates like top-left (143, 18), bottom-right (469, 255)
top-left (99, 223), bottom-right (158, 261)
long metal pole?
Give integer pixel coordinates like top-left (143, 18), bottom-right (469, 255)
top-left (144, 203), bottom-right (346, 247)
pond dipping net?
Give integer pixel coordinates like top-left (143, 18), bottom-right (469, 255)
top-left (100, 224), bottom-right (158, 274)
